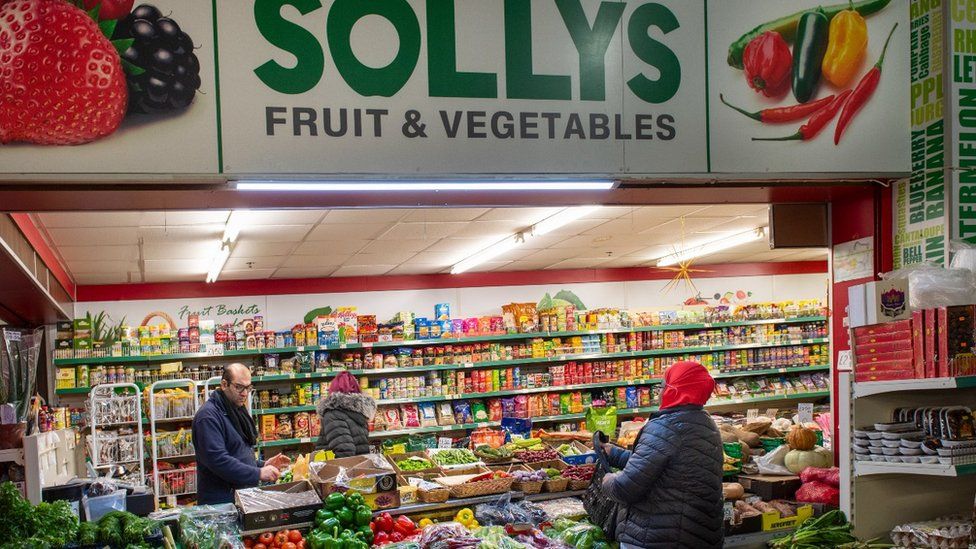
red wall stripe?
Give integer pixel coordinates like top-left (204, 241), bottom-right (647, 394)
top-left (8, 213), bottom-right (76, 300)
top-left (77, 261), bottom-right (827, 302)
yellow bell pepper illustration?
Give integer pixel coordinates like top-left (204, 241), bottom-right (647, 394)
top-left (821, 2), bottom-right (868, 87)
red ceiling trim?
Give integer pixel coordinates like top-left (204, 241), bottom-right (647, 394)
top-left (8, 213), bottom-right (76, 300)
top-left (77, 261), bottom-right (827, 302)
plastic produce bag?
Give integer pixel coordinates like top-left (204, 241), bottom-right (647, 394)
top-left (474, 493), bottom-right (549, 526)
top-left (179, 504), bottom-right (244, 549)
top-left (795, 481), bottom-right (840, 506)
top-left (799, 467), bottom-right (840, 487)
top-left (472, 526), bottom-right (527, 549)
top-left (951, 239), bottom-right (976, 272)
top-left (880, 262), bottom-right (976, 309)
top-left (418, 522), bottom-right (472, 548)
top-left (585, 407), bottom-right (617, 436)
top-left (890, 517), bottom-right (972, 549)
top-left (755, 444), bottom-right (793, 476)
top-left (550, 521), bottom-right (609, 549)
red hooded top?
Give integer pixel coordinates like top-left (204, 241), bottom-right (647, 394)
top-left (660, 361), bottom-right (715, 409)
top-left (329, 371), bottom-right (362, 394)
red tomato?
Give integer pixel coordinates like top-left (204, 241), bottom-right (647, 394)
top-left (275, 532), bottom-right (289, 546)
top-left (244, 538), bottom-right (255, 548)
top-left (296, 541), bottom-right (307, 549)
top-left (259, 533), bottom-right (274, 545)
top-left (282, 543), bottom-right (297, 549)
top-left (254, 544), bottom-right (267, 549)
top-left (288, 530), bottom-right (303, 543)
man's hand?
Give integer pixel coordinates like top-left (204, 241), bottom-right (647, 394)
top-left (260, 465), bottom-right (280, 482)
top-left (266, 453), bottom-right (291, 470)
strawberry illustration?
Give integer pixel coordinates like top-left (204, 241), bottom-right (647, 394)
top-left (0, 0), bottom-right (128, 145)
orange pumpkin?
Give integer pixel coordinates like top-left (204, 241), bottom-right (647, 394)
top-left (787, 425), bottom-right (817, 451)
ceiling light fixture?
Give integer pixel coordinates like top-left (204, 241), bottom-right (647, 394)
top-left (655, 227), bottom-right (767, 267)
top-left (206, 242), bottom-right (232, 283)
top-left (205, 210), bottom-right (244, 283)
top-left (531, 205), bottom-right (602, 236)
top-left (235, 180), bottom-right (615, 192)
top-left (450, 206), bottom-right (603, 274)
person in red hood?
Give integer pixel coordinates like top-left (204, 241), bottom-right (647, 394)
top-left (599, 361), bottom-right (724, 549)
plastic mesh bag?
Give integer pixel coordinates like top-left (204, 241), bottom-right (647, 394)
top-left (178, 504), bottom-right (244, 549)
top-left (881, 262), bottom-right (976, 309)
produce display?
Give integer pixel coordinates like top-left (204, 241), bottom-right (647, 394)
top-left (511, 470), bottom-right (549, 483)
top-left (768, 510), bottom-right (887, 548)
top-left (429, 449), bottom-right (478, 467)
top-left (305, 492), bottom-right (376, 549)
top-left (396, 457), bottom-right (435, 472)
top-left (555, 444), bottom-right (582, 457)
top-left (243, 529), bottom-right (306, 549)
top-left (560, 465), bottom-right (595, 483)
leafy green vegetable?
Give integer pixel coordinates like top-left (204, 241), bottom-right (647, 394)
top-left (78, 522), bottom-right (98, 545)
top-left (33, 500), bottom-right (79, 547)
top-left (0, 481), bottom-right (35, 540)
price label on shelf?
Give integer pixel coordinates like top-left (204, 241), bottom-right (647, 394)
top-left (463, 363), bottom-right (474, 369)
top-left (746, 408), bottom-right (759, 421)
top-left (205, 344), bottom-right (224, 357)
top-left (297, 346), bottom-right (305, 352)
top-left (798, 403), bottom-right (814, 425)
top-left (300, 438), bottom-right (312, 444)
top-left (837, 350), bottom-right (853, 372)
top-left (363, 342), bottom-right (373, 348)
top-left (437, 437), bottom-right (453, 448)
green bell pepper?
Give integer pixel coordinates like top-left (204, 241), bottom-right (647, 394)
top-left (353, 505), bottom-right (372, 526)
top-left (343, 538), bottom-right (368, 549)
top-left (316, 509), bottom-right (336, 527)
top-left (319, 517), bottom-right (342, 533)
top-left (339, 529), bottom-right (354, 540)
top-left (336, 507), bottom-right (354, 525)
top-left (791, 8), bottom-right (829, 103)
top-left (325, 492), bottom-right (347, 511)
top-left (357, 525), bottom-right (374, 544)
top-left (310, 530), bottom-right (330, 549)
top-left (345, 492), bottom-right (365, 507)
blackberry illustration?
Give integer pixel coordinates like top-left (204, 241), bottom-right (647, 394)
top-left (112, 4), bottom-right (201, 114)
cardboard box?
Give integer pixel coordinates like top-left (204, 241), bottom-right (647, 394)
top-left (236, 481), bottom-right (322, 531)
top-left (926, 309), bottom-right (937, 378)
top-left (854, 330), bottom-right (912, 346)
top-left (311, 456), bottom-right (399, 510)
top-left (855, 339), bottom-right (913, 355)
top-left (855, 369), bottom-right (917, 382)
top-left (388, 452), bottom-right (440, 476)
top-left (761, 504), bottom-right (814, 532)
top-left (737, 475), bottom-right (801, 501)
top-left (848, 280), bottom-right (910, 328)
top-left (912, 310), bottom-right (925, 379)
top-left (856, 359), bottom-right (915, 374)
top-left (939, 305), bottom-right (976, 377)
top-left (853, 320), bottom-right (913, 337)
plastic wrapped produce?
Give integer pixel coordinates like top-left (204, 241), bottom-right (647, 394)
top-left (473, 526), bottom-right (527, 549)
top-left (881, 263), bottom-right (976, 309)
top-left (534, 498), bottom-right (586, 521)
top-left (795, 481), bottom-right (840, 506)
top-left (419, 522), bottom-right (476, 549)
top-left (798, 467), bottom-right (840, 487)
top-left (179, 504), bottom-right (244, 549)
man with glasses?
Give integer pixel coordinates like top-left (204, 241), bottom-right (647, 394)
top-left (193, 363), bottom-right (290, 504)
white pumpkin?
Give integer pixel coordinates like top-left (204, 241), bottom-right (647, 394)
top-left (784, 446), bottom-right (832, 474)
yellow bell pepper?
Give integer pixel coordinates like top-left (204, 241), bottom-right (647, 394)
top-left (467, 520), bottom-right (480, 530)
top-left (418, 518), bottom-right (434, 529)
top-left (455, 508), bottom-right (475, 526)
top-left (821, 4), bottom-right (868, 87)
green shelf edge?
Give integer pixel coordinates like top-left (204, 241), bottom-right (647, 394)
top-left (257, 390), bottom-right (831, 446)
top-left (53, 316), bottom-right (827, 367)
top-left (58, 364), bottom-right (830, 398)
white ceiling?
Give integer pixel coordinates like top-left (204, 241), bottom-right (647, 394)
top-left (34, 205), bottom-right (826, 285)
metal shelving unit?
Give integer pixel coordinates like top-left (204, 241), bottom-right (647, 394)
top-left (148, 379), bottom-right (199, 506)
top-left (840, 370), bottom-right (976, 540)
top-left (88, 383), bottom-right (145, 485)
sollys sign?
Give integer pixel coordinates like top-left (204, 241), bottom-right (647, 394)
top-left (253, 0), bottom-right (680, 104)
top-left (217, 0), bottom-right (704, 175)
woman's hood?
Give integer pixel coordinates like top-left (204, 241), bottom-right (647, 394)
top-left (317, 392), bottom-right (377, 420)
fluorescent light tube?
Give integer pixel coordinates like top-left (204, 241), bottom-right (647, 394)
top-left (655, 227), bottom-right (766, 267)
top-left (532, 206), bottom-right (602, 236)
top-left (451, 236), bottom-right (523, 275)
top-left (236, 180), bottom-right (615, 192)
top-left (223, 210), bottom-right (246, 243)
top-left (206, 243), bottom-right (232, 283)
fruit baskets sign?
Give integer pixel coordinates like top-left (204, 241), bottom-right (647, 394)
top-left (0, 0), bottom-right (909, 177)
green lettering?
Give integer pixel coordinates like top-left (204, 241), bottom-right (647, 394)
top-left (328, 0), bottom-right (421, 97)
top-left (427, 0), bottom-right (497, 98)
top-left (505, 0), bottom-right (571, 100)
top-left (556, 0), bottom-right (625, 101)
top-left (253, 0), bottom-right (325, 94)
top-left (627, 3), bottom-right (681, 104)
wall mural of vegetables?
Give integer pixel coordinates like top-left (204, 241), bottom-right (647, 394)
top-left (722, 0), bottom-right (894, 145)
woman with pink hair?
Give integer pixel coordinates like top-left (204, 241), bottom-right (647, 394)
top-left (315, 371), bottom-right (376, 457)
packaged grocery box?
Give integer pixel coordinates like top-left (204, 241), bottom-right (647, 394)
top-left (236, 480), bottom-right (322, 531)
top-left (925, 309), bottom-right (937, 377)
top-left (848, 280), bottom-right (910, 328)
top-left (912, 310), bottom-right (925, 379)
top-left (854, 369), bottom-right (916, 382)
top-left (310, 455), bottom-right (399, 510)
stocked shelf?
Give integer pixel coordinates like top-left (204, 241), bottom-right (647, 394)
top-left (372, 490), bottom-right (587, 518)
top-left (852, 376), bottom-right (976, 398)
top-left (854, 462), bottom-right (976, 477)
top-left (52, 316), bottom-right (827, 367)
top-left (261, 390), bottom-right (830, 447)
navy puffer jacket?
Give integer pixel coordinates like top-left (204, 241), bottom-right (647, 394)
top-left (601, 404), bottom-right (724, 549)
